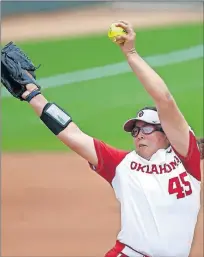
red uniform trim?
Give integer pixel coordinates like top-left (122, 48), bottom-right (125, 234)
top-left (105, 241), bottom-right (150, 257)
top-left (89, 139), bottom-right (129, 184)
top-left (172, 130), bottom-right (201, 181)
top-left (104, 241), bottom-right (126, 257)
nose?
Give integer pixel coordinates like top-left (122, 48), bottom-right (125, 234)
top-left (137, 129), bottom-right (145, 140)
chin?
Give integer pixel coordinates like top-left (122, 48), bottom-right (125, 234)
top-left (136, 148), bottom-right (152, 160)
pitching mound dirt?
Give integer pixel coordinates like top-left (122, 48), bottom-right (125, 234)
top-left (2, 5), bottom-right (203, 42)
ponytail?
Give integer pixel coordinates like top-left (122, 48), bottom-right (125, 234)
top-left (197, 138), bottom-right (204, 160)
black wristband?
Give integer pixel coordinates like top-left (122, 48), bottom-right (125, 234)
top-left (25, 90), bottom-right (41, 102)
top-left (40, 103), bottom-right (72, 135)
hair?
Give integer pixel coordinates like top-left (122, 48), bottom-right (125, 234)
top-left (140, 106), bottom-right (157, 112)
top-left (197, 138), bottom-right (204, 160)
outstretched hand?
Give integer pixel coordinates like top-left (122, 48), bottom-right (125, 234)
top-left (115, 20), bottom-right (137, 56)
top-left (1, 41), bottom-right (41, 101)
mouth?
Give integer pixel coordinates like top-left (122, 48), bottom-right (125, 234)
top-left (139, 144), bottom-right (147, 148)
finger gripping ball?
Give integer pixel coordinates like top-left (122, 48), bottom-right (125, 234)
top-left (108, 23), bottom-right (127, 44)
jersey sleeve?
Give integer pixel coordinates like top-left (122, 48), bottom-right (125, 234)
top-left (89, 139), bottom-right (129, 184)
top-left (172, 129), bottom-right (201, 181)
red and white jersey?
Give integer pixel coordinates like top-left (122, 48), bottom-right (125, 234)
top-left (89, 131), bottom-right (201, 257)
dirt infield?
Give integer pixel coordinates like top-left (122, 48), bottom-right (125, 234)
top-left (2, 153), bottom-right (120, 256)
top-left (2, 5), bottom-right (203, 257)
top-left (1, 5), bottom-right (203, 42)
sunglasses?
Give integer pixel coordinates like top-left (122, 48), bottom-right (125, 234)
top-left (131, 125), bottom-right (164, 138)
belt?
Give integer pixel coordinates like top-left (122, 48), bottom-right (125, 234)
top-left (116, 241), bottom-right (150, 257)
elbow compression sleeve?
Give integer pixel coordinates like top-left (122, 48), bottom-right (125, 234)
top-left (40, 103), bottom-right (72, 135)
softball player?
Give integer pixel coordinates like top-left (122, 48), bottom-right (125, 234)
top-left (3, 21), bottom-right (201, 257)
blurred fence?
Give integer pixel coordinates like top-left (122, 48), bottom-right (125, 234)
top-left (1, 1), bottom-right (105, 18)
top-left (1, 0), bottom-right (202, 18)
top-left (112, 1), bottom-right (202, 10)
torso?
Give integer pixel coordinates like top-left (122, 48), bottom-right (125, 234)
top-left (112, 149), bottom-right (200, 256)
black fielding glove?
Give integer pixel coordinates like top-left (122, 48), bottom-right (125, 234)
top-left (1, 41), bottom-right (41, 101)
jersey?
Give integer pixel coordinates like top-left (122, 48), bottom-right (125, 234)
top-left (89, 130), bottom-right (201, 257)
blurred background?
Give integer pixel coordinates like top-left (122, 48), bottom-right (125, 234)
top-left (1, 1), bottom-right (203, 256)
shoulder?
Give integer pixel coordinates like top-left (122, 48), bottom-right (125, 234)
top-left (171, 130), bottom-right (201, 181)
top-left (89, 139), bottom-right (130, 183)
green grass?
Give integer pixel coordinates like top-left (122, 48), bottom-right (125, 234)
top-left (2, 23), bottom-right (203, 151)
top-left (6, 22), bottom-right (203, 78)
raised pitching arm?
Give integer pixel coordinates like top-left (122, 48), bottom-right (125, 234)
top-left (115, 20), bottom-right (191, 157)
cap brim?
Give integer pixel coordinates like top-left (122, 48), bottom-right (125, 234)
top-left (123, 118), bottom-right (160, 132)
top-left (123, 118), bottom-right (137, 132)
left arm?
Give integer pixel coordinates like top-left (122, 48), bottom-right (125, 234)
top-left (115, 21), bottom-right (190, 157)
top-left (126, 52), bottom-right (190, 157)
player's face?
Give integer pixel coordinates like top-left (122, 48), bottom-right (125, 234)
top-left (132, 121), bottom-right (169, 160)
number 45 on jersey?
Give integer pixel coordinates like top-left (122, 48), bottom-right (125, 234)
top-left (168, 171), bottom-right (192, 199)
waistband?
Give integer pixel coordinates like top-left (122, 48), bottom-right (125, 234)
top-left (116, 240), bottom-right (150, 257)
